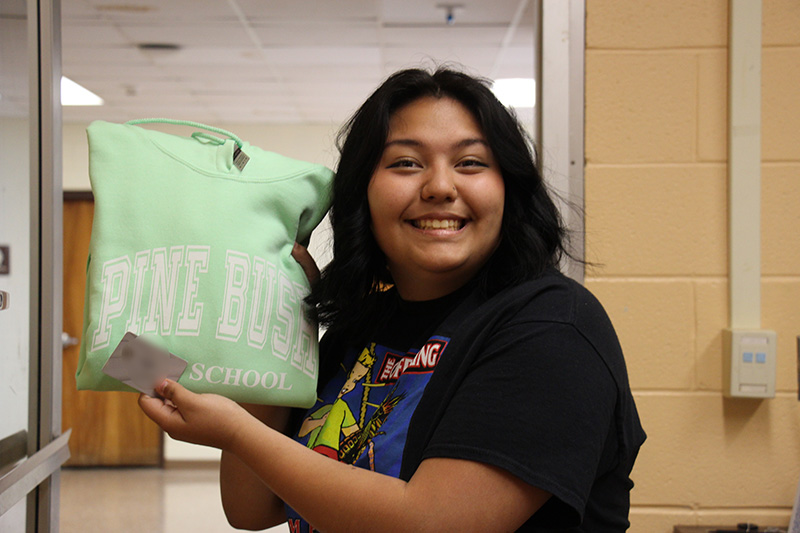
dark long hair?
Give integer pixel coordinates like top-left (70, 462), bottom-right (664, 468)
top-left (307, 67), bottom-right (570, 337)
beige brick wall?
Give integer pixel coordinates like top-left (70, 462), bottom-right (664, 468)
top-left (584, 1), bottom-right (800, 531)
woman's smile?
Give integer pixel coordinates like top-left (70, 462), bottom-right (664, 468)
top-left (407, 214), bottom-right (468, 232)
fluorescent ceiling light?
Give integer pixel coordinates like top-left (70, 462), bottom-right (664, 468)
top-left (61, 76), bottom-right (104, 106)
top-left (492, 78), bottom-right (536, 108)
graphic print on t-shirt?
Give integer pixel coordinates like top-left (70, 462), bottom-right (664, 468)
top-left (297, 336), bottom-right (447, 470)
top-left (287, 335), bottom-right (449, 532)
top-left (297, 342), bottom-right (402, 466)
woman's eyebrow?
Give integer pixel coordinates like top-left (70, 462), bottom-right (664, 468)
top-left (383, 138), bottom-right (489, 149)
top-left (455, 138), bottom-right (489, 149)
top-left (384, 138), bottom-right (422, 148)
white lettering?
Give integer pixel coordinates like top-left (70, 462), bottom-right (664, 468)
top-left (216, 251), bottom-right (250, 341)
top-left (189, 362), bottom-right (204, 381)
top-left (271, 272), bottom-right (296, 360)
top-left (176, 246), bottom-right (210, 336)
top-left (291, 281), bottom-right (316, 377)
top-left (261, 371), bottom-right (278, 389)
top-left (181, 364), bottom-right (296, 392)
top-left (91, 256), bottom-right (131, 351)
top-left (242, 370), bottom-right (260, 388)
top-left (143, 246), bottom-right (184, 335)
top-left (278, 372), bottom-right (293, 391)
top-left (88, 246), bottom-right (317, 379)
top-left (205, 365), bottom-right (224, 384)
top-left (247, 257), bottom-right (277, 350)
top-left (223, 367), bottom-right (243, 386)
top-left (124, 251), bottom-right (150, 335)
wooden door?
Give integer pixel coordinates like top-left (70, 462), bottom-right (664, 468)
top-left (62, 193), bottom-right (162, 466)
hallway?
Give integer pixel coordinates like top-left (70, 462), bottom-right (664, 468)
top-left (60, 467), bottom-right (288, 532)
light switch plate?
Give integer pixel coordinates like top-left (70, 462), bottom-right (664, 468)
top-left (0, 245), bottom-right (9, 275)
top-left (724, 329), bottom-right (777, 398)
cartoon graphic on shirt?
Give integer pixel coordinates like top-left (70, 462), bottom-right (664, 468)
top-left (339, 391), bottom-right (404, 466)
top-left (299, 343), bottom-right (392, 464)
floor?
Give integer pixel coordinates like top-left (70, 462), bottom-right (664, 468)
top-left (60, 466), bottom-right (289, 533)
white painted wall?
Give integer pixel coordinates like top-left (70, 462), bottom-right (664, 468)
top-left (0, 117), bottom-right (31, 530)
top-left (63, 120), bottom-right (339, 462)
top-left (62, 120), bottom-right (340, 191)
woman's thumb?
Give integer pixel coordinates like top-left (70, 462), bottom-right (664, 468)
top-left (156, 378), bottom-right (181, 400)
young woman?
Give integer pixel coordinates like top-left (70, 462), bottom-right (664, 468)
top-left (139, 68), bottom-right (645, 532)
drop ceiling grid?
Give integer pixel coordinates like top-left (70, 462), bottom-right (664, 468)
top-left (59, 0), bottom-right (535, 124)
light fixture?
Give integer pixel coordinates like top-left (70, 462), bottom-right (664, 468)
top-left (492, 78), bottom-right (536, 108)
top-left (137, 42), bottom-right (182, 58)
top-left (137, 42), bottom-right (180, 53)
top-left (61, 76), bottom-right (104, 106)
top-left (436, 3), bottom-right (464, 25)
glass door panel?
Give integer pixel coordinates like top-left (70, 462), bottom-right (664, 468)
top-left (0, 0), bottom-right (32, 528)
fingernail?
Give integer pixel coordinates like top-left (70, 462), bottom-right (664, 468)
top-left (157, 379), bottom-right (169, 393)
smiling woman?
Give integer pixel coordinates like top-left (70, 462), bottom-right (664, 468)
top-left (139, 67), bottom-right (645, 533)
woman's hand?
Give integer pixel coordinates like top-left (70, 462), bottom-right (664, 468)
top-left (292, 242), bottom-right (320, 285)
top-left (138, 379), bottom-right (251, 452)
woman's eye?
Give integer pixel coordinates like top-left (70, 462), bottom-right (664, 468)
top-left (458, 159), bottom-right (488, 168)
top-left (387, 159), bottom-right (419, 169)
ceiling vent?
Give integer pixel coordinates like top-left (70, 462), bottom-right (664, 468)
top-left (94, 4), bottom-right (156, 14)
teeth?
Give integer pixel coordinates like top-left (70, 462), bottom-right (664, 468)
top-left (414, 219), bottom-right (461, 231)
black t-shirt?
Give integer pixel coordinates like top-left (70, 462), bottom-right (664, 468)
top-left (287, 270), bottom-right (645, 532)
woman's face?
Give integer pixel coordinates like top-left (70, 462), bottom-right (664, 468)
top-left (367, 96), bottom-right (505, 301)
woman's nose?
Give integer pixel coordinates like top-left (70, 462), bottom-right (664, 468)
top-left (420, 165), bottom-right (457, 201)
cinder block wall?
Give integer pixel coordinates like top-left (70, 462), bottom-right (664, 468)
top-left (583, 1), bottom-right (800, 530)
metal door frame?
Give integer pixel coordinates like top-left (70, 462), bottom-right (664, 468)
top-left (0, 0), bottom-right (67, 530)
top-left (27, 0), bottom-right (66, 529)
top-left (538, 0), bottom-right (586, 283)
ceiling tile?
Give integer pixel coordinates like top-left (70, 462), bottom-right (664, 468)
top-left (61, 22), bottom-right (129, 47)
top-left (73, 0), bottom-right (235, 22)
top-left (63, 45), bottom-right (150, 66)
top-left (0, 0), bottom-right (26, 17)
top-left (117, 22), bottom-right (251, 47)
top-left (260, 46), bottom-right (382, 67)
top-left (277, 64), bottom-right (382, 84)
top-left (381, 45), bottom-right (500, 73)
top-left (381, 26), bottom-right (508, 46)
top-left (251, 21), bottom-right (380, 47)
top-left (236, 0), bottom-right (378, 22)
top-left (61, 63), bottom-right (173, 82)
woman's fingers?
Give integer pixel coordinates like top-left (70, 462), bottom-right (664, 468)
top-left (139, 380), bottom-right (250, 451)
top-left (138, 380), bottom-right (191, 429)
top-left (138, 392), bottom-right (180, 426)
top-left (156, 378), bottom-right (187, 403)
top-left (139, 394), bottom-right (183, 431)
top-left (292, 242), bottom-right (320, 284)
